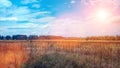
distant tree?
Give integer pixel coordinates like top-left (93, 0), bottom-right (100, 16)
top-left (38, 36), bottom-right (47, 39)
top-left (12, 35), bottom-right (27, 40)
top-left (5, 35), bottom-right (11, 40)
top-left (115, 35), bottom-right (120, 40)
top-left (28, 35), bottom-right (38, 40)
top-left (12, 35), bottom-right (16, 40)
top-left (38, 35), bottom-right (64, 40)
top-left (0, 35), bottom-right (4, 40)
top-left (85, 36), bottom-right (120, 40)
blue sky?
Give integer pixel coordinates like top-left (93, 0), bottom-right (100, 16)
top-left (0, 0), bottom-right (120, 37)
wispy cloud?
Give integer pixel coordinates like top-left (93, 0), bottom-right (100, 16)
top-left (9, 7), bottom-right (30, 16)
top-left (32, 4), bottom-right (40, 8)
top-left (30, 17), bottom-right (56, 23)
top-left (0, 17), bottom-right (18, 21)
top-left (21, 0), bottom-right (38, 4)
top-left (0, 0), bottom-right (12, 7)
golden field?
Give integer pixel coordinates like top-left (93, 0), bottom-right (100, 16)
top-left (0, 40), bottom-right (120, 68)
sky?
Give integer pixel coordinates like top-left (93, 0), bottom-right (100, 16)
top-left (0, 0), bottom-right (120, 37)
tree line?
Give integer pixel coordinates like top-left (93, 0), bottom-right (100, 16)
top-left (0, 35), bottom-right (64, 40)
top-left (86, 36), bottom-right (120, 40)
top-left (0, 35), bottom-right (120, 40)
top-left (0, 35), bottom-right (37, 40)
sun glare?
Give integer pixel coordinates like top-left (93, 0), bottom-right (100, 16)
top-left (95, 9), bottom-right (110, 22)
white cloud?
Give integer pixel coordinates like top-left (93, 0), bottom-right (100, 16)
top-left (21, 0), bottom-right (38, 4)
top-left (0, 0), bottom-right (12, 7)
top-left (9, 7), bottom-right (30, 16)
top-left (70, 0), bottom-right (76, 4)
top-left (0, 22), bottom-right (50, 35)
top-left (30, 17), bottom-right (56, 23)
top-left (0, 27), bottom-right (7, 31)
top-left (32, 4), bottom-right (40, 8)
top-left (5, 6), bottom-right (52, 22)
top-left (0, 17), bottom-right (18, 21)
top-left (80, 0), bottom-right (119, 8)
top-left (49, 18), bottom-right (85, 37)
top-left (10, 23), bottom-right (38, 28)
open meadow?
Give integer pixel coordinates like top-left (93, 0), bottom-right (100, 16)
top-left (0, 40), bottom-right (120, 68)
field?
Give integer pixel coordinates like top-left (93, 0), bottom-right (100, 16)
top-left (0, 40), bottom-right (120, 68)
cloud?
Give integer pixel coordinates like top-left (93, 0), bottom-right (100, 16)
top-left (0, 0), bottom-right (12, 7)
top-left (48, 14), bottom-right (120, 37)
top-left (32, 4), bottom-right (40, 8)
top-left (70, 0), bottom-right (76, 4)
top-left (21, 0), bottom-right (38, 4)
top-left (6, 6), bottom-right (52, 22)
top-left (2, 22), bottom-right (49, 30)
top-left (80, 0), bottom-right (120, 10)
top-left (30, 17), bottom-right (56, 23)
top-left (0, 23), bottom-right (50, 35)
top-left (49, 18), bottom-right (86, 37)
top-left (0, 17), bottom-right (18, 21)
top-left (6, 23), bottom-right (38, 28)
top-left (9, 7), bottom-right (30, 16)
top-left (12, 11), bottom-right (52, 23)
top-left (0, 27), bottom-right (7, 31)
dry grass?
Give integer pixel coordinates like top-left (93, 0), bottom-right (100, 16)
top-left (0, 40), bottom-right (120, 68)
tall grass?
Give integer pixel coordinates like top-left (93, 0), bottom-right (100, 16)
top-left (0, 40), bottom-right (120, 68)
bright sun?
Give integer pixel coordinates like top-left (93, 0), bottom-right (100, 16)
top-left (96, 9), bottom-right (110, 21)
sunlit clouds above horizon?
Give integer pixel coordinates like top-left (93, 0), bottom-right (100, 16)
top-left (0, 0), bottom-right (120, 37)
